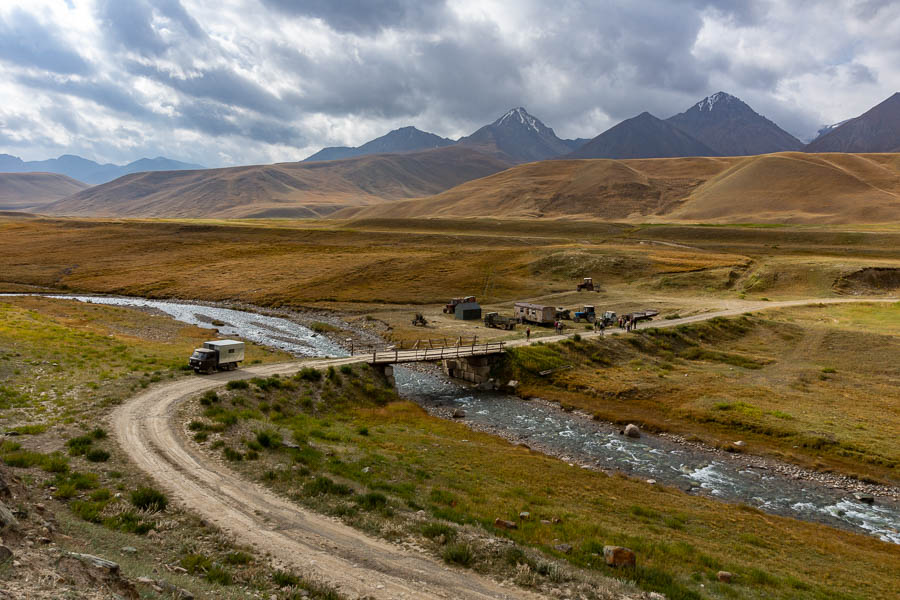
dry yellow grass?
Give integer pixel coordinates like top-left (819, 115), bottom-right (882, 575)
top-left (342, 152), bottom-right (900, 224)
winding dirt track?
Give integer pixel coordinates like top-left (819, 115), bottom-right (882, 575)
top-left (111, 297), bottom-right (895, 599)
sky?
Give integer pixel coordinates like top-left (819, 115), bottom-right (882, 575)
top-left (1, 0), bottom-right (899, 168)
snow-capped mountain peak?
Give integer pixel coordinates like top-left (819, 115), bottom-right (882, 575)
top-left (695, 91), bottom-right (737, 112)
top-left (496, 107), bottom-right (542, 133)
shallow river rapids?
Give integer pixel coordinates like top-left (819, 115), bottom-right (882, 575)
top-left (11, 295), bottom-right (899, 544)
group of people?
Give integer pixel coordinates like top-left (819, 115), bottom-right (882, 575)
top-left (617, 315), bottom-right (638, 331)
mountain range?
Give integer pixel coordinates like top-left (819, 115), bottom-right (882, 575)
top-left (301, 91), bottom-right (900, 164)
top-left (0, 154), bottom-right (204, 185)
top-left (43, 146), bottom-right (511, 219)
top-left (0, 172), bottom-right (89, 210)
top-left (805, 92), bottom-right (900, 153)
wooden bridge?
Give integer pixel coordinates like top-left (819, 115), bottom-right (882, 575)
top-left (355, 336), bottom-right (506, 365)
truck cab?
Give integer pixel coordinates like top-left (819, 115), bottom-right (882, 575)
top-left (189, 340), bottom-right (245, 374)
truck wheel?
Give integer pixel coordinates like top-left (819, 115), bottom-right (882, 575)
top-left (573, 317), bottom-right (580, 323)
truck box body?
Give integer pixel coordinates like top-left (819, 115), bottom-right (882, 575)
top-left (514, 302), bottom-right (556, 325)
top-left (203, 340), bottom-right (245, 364)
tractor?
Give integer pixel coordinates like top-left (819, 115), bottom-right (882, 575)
top-left (576, 277), bottom-right (595, 292)
top-left (411, 313), bottom-right (428, 326)
top-left (555, 307), bottom-right (572, 321)
top-left (572, 305), bottom-right (596, 323)
top-left (443, 295), bottom-right (476, 314)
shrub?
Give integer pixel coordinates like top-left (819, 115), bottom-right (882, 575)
top-left (357, 426), bottom-right (369, 436)
top-left (224, 551), bottom-right (253, 565)
top-left (340, 364), bottom-right (353, 375)
top-left (193, 431), bottom-right (209, 443)
top-left (200, 390), bottom-right (219, 405)
top-left (356, 492), bottom-right (388, 511)
top-left (421, 522), bottom-right (456, 542)
top-left (130, 486), bottom-right (168, 512)
top-left (205, 565), bottom-right (233, 585)
top-left (66, 435), bottom-right (94, 456)
top-left (181, 553), bottom-right (212, 574)
top-left (85, 449), bottom-right (110, 463)
top-left (255, 429), bottom-right (281, 449)
top-left (272, 570), bottom-right (300, 587)
top-left (89, 427), bottom-right (107, 440)
top-left (70, 500), bottom-right (103, 523)
top-left (226, 380), bottom-right (249, 390)
top-left (303, 476), bottom-right (352, 496)
top-left (297, 367), bottom-right (322, 382)
top-left (104, 511), bottom-right (153, 535)
top-left (442, 542), bottom-right (474, 567)
top-left (223, 447), bottom-right (243, 461)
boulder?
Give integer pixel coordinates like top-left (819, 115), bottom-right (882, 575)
top-left (0, 501), bottom-right (18, 530)
top-left (554, 543), bottom-right (573, 554)
top-left (717, 571), bottom-right (734, 583)
top-left (602, 545), bottom-right (636, 568)
top-left (0, 546), bottom-right (12, 565)
top-left (494, 518), bottom-right (517, 530)
top-left (476, 379), bottom-right (495, 391)
top-left (854, 493), bottom-right (875, 505)
top-left (506, 380), bottom-right (519, 391)
top-left (624, 424), bottom-right (641, 439)
top-left (451, 408), bottom-right (466, 419)
top-left (519, 511), bottom-right (531, 521)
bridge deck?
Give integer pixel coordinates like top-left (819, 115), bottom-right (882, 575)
top-left (366, 342), bottom-right (505, 365)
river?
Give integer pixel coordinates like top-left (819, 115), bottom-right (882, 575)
top-left (6, 294), bottom-right (899, 544)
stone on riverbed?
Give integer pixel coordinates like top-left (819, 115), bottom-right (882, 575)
top-left (623, 424), bottom-right (641, 438)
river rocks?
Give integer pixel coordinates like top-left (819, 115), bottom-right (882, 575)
top-left (476, 379), bottom-right (496, 391)
top-left (717, 571), bottom-right (734, 583)
top-left (623, 424), bottom-right (641, 439)
top-left (494, 518), bottom-right (517, 530)
top-left (854, 493), bottom-right (875, 505)
top-left (602, 545), bottom-right (635, 568)
top-left (506, 380), bottom-right (519, 391)
top-left (452, 408), bottom-right (466, 419)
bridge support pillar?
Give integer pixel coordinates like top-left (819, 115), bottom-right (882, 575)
top-left (443, 355), bottom-right (501, 385)
top-left (373, 364), bottom-right (395, 387)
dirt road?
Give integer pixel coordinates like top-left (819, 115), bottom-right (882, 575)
top-left (111, 296), bottom-right (895, 599)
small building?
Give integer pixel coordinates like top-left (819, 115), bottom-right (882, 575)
top-left (454, 301), bottom-right (482, 320)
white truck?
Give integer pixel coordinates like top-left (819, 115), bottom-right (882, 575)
top-left (188, 340), bottom-right (245, 374)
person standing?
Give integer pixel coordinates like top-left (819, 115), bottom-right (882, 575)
top-left (526, 327), bottom-right (531, 341)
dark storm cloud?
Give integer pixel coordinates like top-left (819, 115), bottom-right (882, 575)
top-left (261, 0), bottom-right (447, 34)
top-left (96, 0), bottom-right (205, 56)
top-left (127, 61), bottom-right (292, 119)
top-left (16, 73), bottom-right (153, 119)
top-left (1, 0), bottom-right (897, 165)
top-left (0, 9), bottom-right (90, 74)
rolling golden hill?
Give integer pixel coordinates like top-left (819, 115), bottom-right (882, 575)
top-left (340, 152), bottom-right (900, 224)
top-left (43, 146), bottom-right (511, 218)
top-left (0, 172), bottom-right (89, 210)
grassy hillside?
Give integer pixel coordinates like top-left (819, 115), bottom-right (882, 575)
top-left (189, 366), bottom-right (900, 600)
top-left (342, 152), bottom-right (900, 224)
top-left (43, 146), bottom-right (511, 218)
top-left (0, 172), bottom-right (89, 210)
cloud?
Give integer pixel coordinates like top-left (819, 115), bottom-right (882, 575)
top-left (0, 8), bottom-right (91, 74)
top-left (1, 0), bottom-right (899, 165)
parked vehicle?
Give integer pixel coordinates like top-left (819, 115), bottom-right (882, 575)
top-left (572, 305), bottom-right (596, 323)
top-left (189, 340), bottom-right (244, 374)
top-left (555, 307), bottom-right (572, 320)
top-left (514, 302), bottom-right (556, 325)
top-left (600, 311), bottom-right (618, 326)
top-left (624, 309), bottom-right (659, 324)
top-left (483, 312), bottom-right (517, 330)
top-left (576, 277), bottom-right (596, 292)
top-left (443, 296), bottom-right (476, 314)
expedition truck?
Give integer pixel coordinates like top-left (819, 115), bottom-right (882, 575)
top-left (483, 312), bottom-right (517, 330)
top-left (189, 340), bottom-right (245, 374)
top-left (514, 302), bottom-right (556, 325)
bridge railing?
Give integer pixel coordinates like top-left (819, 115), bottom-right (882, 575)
top-left (368, 341), bottom-right (505, 364)
top-left (349, 335), bottom-right (482, 356)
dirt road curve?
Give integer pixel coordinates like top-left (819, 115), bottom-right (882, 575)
top-left (111, 297), bottom-right (895, 599)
